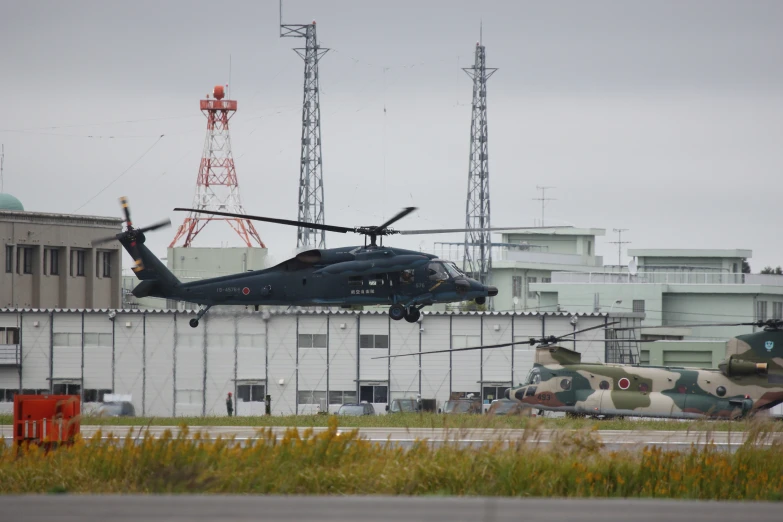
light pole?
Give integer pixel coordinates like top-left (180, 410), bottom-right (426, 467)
top-left (609, 299), bottom-right (623, 315)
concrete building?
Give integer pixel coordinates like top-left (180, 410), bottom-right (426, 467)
top-left (533, 248), bottom-right (783, 343)
top-left (0, 309), bottom-right (639, 416)
top-left (447, 227), bottom-right (605, 312)
top-left (1, 197), bottom-right (123, 310)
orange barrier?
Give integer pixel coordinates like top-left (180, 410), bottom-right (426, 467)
top-left (13, 394), bottom-right (80, 449)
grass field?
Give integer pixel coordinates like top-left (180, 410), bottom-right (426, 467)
top-left (1, 417), bottom-right (782, 498)
top-left (2, 412), bottom-right (782, 432)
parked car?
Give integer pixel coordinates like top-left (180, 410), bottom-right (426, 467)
top-left (94, 401), bottom-right (136, 417)
top-left (486, 398), bottom-right (534, 416)
top-left (337, 402), bottom-right (376, 416)
top-left (440, 398), bottom-right (482, 414)
top-left (387, 398), bottom-right (419, 413)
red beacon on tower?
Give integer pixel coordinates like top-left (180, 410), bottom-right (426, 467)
top-left (169, 85), bottom-right (265, 248)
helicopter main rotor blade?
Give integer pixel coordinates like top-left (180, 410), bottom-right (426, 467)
top-left (173, 208), bottom-right (355, 234)
top-left (92, 234), bottom-right (121, 245)
top-left (136, 218), bottom-right (172, 234)
top-left (375, 207), bottom-right (417, 232)
top-left (373, 341), bottom-right (526, 359)
top-left (397, 226), bottom-right (573, 235)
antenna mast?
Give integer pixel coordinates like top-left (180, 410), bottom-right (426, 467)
top-left (532, 186), bottom-right (555, 226)
top-left (463, 32), bottom-right (497, 288)
top-left (0, 144), bottom-right (4, 193)
top-left (281, 15), bottom-right (329, 250)
top-left (169, 86), bottom-right (265, 248)
top-left (610, 228), bottom-right (630, 266)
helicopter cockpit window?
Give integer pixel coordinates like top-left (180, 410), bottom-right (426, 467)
top-left (525, 369), bottom-right (541, 385)
top-left (400, 269), bottom-right (414, 284)
top-left (444, 262), bottom-right (463, 279)
top-left (427, 262), bottom-right (449, 281)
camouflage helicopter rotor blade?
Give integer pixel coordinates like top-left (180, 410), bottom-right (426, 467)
top-left (372, 322), bottom-right (620, 360)
top-left (556, 321), bottom-right (621, 338)
top-left (610, 320), bottom-right (777, 331)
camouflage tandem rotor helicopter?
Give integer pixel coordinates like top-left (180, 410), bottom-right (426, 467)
top-left (379, 320), bottom-right (783, 420)
top-left (96, 198), bottom-right (557, 327)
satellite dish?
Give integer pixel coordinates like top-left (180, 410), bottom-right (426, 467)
top-left (628, 257), bottom-right (638, 276)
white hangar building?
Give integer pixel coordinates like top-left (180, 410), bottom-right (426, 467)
top-left (0, 309), bottom-right (641, 417)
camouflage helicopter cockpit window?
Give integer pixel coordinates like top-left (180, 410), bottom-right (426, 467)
top-left (525, 369), bottom-right (541, 385)
top-left (427, 262), bottom-right (449, 281)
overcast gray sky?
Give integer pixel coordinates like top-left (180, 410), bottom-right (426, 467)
top-left (1, 1), bottom-right (782, 270)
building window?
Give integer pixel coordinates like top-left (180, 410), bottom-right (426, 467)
top-left (49, 249), bottom-right (59, 275)
top-left (360, 384), bottom-right (388, 403)
top-left (0, 327), bottom-right (20, 345)
top-left (84, 333), bottom-right (113, 346)
top-left (512, 276), bottom-right (522, 298)
top-left (53, 333), bottom-right (82, 346)
top-left (237, 383), bottom-right (266, 402)
top-left (102, 252), bottom-right (111, 277)
top-left (298, 390), bottom-right (327, 405)
top-left (360, 334), bottom-right (389, 349)
top-left (587, 240), bottom-right (592, 256)
top-left (527, 277), bottom-right (537, 299)
top-left (633, 300), bottom-right (645, 313)
top-left (71, 250), bottom-right (85, 277)
top-left (298, 333), bottom-right (327, 348)
top-left (542, 277), bottom-right (552, 283)
top-left (83, 388), bottom-right (113, 402)
top-left (329, 390), bottom-right (358, 405)
top-left (52, 383), bottom-right (81, 395)
top-left (756, 301), bottom-right (768, 321)
top-left (774, 302), bottom-right (783, 321)
top-left (4, 245), bottom-right (12, 273)
top-left (21, 247), bottom-right (32, 274)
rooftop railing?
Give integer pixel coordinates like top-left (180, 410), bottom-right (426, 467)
top-left (550, 271), bottom-right (783, 286)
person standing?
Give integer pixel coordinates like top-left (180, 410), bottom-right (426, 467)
top-left (226, 392), bottom-right (234, 417)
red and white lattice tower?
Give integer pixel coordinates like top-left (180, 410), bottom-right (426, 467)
top-left (169, 85), bottom-right (265, 248)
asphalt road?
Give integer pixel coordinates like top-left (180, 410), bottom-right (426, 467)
top-left (3, 425), bottom-right (779, 450)
top-left (76, 425), bottom-right (783, 449)
top-left (0, 495), bottom-right (780, 522)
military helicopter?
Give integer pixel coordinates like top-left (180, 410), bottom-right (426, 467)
top-left (378, 320), bottom-right (783, 420)
top-left (99, 198), bottom-right (556, 327)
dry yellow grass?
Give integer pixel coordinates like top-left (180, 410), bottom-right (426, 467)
top-left (1, 417), bottom-right (781, 498)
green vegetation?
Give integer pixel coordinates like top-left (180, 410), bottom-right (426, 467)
top-left (2, 412), bottom-right (782, 432)
top-left (1, 418), bottom-right (782, 498)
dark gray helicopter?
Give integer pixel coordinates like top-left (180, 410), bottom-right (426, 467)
top-left (100, 198), bottom-right (559, 327)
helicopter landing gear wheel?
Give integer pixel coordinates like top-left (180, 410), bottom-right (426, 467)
top-left (189, 319), bottom-right (199, 328)
top-left (389, 304), bottom-right (406, 321)
top-left (404, 307), bottom-right (421, 323)
top-left (475, 296), bottom-right (486, 305)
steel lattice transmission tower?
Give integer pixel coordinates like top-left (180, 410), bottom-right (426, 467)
top-left (281, 21), bottom-right (329, 249)
top-left (463, 38), bottom-right (497, 285)
top-left (170, 85), bottom-right (265, 248)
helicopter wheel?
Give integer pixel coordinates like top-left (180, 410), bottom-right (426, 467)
top-left (475, 296), bottom-right (486, 305)
top-left (389, 304), bottom-right (406, 321)
top-left (189, 319), bottom-right (199, 328)
top-left (404, 307), bottom-right (420, 323)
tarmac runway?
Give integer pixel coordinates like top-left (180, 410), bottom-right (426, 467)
top-left (3, 424), bottom-right (778, 451)
top-left (0, 495), bottom-right (780, 522)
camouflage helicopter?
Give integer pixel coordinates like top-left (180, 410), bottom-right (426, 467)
top-left (380, 320), bottom-right (783, 420)
top-left (96, 198), bottom-right (553, 327)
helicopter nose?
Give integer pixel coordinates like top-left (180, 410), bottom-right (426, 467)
top-left (486, 285), bottom-right (498, 297)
